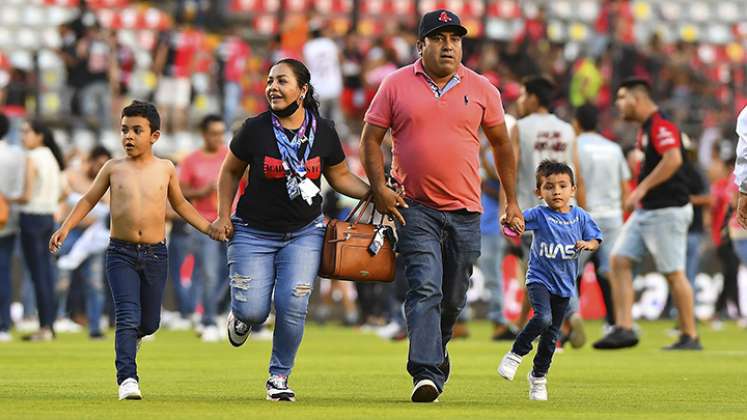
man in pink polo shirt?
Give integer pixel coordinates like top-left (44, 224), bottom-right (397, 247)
top-left (360, 9), bottom-right (523, 403)
top-left (178, 114), bottom-right (229, 342)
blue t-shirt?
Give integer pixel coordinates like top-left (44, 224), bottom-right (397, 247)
top-left (524, 205), bottom-right (603, 297)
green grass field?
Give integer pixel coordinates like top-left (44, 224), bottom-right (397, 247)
top-left (1, 320), bottom-right (746, 419)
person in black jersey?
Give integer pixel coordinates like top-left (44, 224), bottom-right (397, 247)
top-left (593, 78), bottom-right (701, 351)
top-left (209, 58), bottom-right (369, 402)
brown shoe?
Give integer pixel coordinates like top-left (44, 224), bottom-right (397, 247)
top-left (451, 322), bottom-right (470, 339)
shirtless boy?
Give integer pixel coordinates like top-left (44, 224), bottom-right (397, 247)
top-left (49, 101), bottom-right (212, 400)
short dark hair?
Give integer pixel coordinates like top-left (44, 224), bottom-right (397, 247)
top-left (0, 112), bottom-right (8, 140)
top-left (618, 77), bottom-right (652, 96)
top-left (574, 104), bottom-right (598, 132)
top-left (522, 75), bottom-right (556, 109)
top-left (536, 160), bottom-right (575, 188)
top-left (88, 145), bottom-right (112, 161)
top-left (121, 100), bottom-right (160, 133)
top-left (199, 114), bottom-right (224, 133)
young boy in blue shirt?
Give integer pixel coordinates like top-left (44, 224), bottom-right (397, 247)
top-left (498, 160), bottom-right (602, 400)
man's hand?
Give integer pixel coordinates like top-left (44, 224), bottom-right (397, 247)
top-left (624, 186), bottom-right (647, 213)
top-left (502, 201), bottom-right (524, 235)
top-left (371, 185), bottom-right (408, 225)
top-left (49, 229), bottom-right (68, 254)
top-left (209, 217), bottom-right (233, 242)
top-left (738, 192), bottom-right (747, 229)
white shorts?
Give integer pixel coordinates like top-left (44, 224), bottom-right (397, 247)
top-left (155, 76), bottom-right (191, 109)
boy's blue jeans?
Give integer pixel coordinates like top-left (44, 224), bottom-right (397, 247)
top-left (106, 239), bottom-right (168, 384)
top-left (228, 216), bottom-right (325, 377)
top-left (395, 200), bottom-right (481, 392)
top-left (512, 283), bottom-right (570, 377)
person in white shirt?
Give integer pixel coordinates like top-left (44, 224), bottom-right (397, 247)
top-left (734, 106), bottom-right (747, 227)
top-left (0, 113), bottom-right (26, 342)
top-left (14, 120), bottom-right (64, 341)
top-left (512, 76), bottom-right (586, 329)
top-left (571, 104), bottom-right (630, 335)
top-left (303, 27), bottom-right (345, 133)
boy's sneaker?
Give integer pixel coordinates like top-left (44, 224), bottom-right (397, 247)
top-left (527, 373), bottom-right (548, 400)
top-left (592, 327), bottom-right (638, 349)
top-left (266, 375), bottom-right (295, 401)
top-left (662, 334), bottom-right (703, 351)
top-left (438, 351), bottom-right (451, 384)
top-left (498, 351), bottom-right (523, 381)
top-left (411, 379), bottom-right (440, 403)
top-left (0, 331), bottom-right (12, 342)
top-left (118, 378), bottom-right (142, 400)
top-left (226, 312), bottom-right (250, 347)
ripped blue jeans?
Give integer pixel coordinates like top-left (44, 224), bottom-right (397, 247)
top-left (228, 215), bottom-right (325, 377)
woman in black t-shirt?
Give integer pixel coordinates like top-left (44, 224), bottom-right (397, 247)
top-left (209, 58), bottom-right (369, 402)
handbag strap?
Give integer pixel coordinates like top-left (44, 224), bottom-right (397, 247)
top-left (344, 193), bottom-right (373, 225)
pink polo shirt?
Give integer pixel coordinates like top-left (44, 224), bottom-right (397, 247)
top-left (179, 145), bottom-right (228, 221)
top-left (364, 59), bottom-right (505, 212)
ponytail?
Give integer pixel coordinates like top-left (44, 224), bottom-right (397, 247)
top-left (29, 120), bottom-right (65, 171)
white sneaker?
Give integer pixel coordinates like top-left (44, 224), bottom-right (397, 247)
top-left (498, 351), bottom-right (523, 381)
top-left (376, 321), bottom-right (402, 339)
top-left (167, 317), bottom-right (192, 331)
top-left (201, 325), bottom-right (220, 343)
top-left (266, 375), bottom-right (295, 401)
top-left (118, 378), bottom-right (142, 400)
top-left (226, 312), bottom-right (250, 347)
top-left (528, 373), bottom-right (548, 400)
top-left (0, 331), bottom-right (11, 342)
top-left (411, 379), bottom-right (440, 403)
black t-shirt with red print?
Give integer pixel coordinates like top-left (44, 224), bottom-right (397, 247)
top-left (230, 111), bottom-right (346, 232)
top-left (636, 111), bottom-right (690, 210)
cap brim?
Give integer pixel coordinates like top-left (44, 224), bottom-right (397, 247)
top-left (423, 24), bottom-right (468, 38)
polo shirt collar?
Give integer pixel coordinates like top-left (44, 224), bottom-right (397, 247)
top-left (413, 59), bottom-right (464, 98)
top-left (413, 58), bottom-right (466, 80)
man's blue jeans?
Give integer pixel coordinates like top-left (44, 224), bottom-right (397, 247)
top-left (106, 239), bottom-right (168, 384)
top-left (511, 283), bottom-right (570, 378)
top-left (0, 234), bottom-right (15, 332)
top-left (190, 229), bottom-right (228, 327)
top-left (396, 200), bottom-right (481, 391)
top-left (20, 213), bottom-right (57, 329)
top-left (479, 233), bottom-right (507, 325)
top-left (228, 216), bottom-right (325, 377)
top-left (168, 224), bottom-right (196, 318)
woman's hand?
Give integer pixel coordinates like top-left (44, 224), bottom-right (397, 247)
top-left (209, 217), bottom-right (233, 242)
top-left (49, 228), bottom-right (68, 254)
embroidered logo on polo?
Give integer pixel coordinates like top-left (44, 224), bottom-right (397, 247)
top-left (264, 156), bottom-right (321, 180)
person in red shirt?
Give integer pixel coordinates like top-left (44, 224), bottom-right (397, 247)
top-left (360, 10), bottom-right (522, 402)
top-left (178, 114), bottom-right (228, 342)
top-left (593, 78), bottom-right (701, 350)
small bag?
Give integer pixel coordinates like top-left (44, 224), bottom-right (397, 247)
top-left (319, 195), bottom-right (395, 283)
top-left (0, 194), bottom-right (9, 230)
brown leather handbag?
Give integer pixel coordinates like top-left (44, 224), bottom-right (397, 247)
top-left (319, 195), bottom-right (395, 283)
